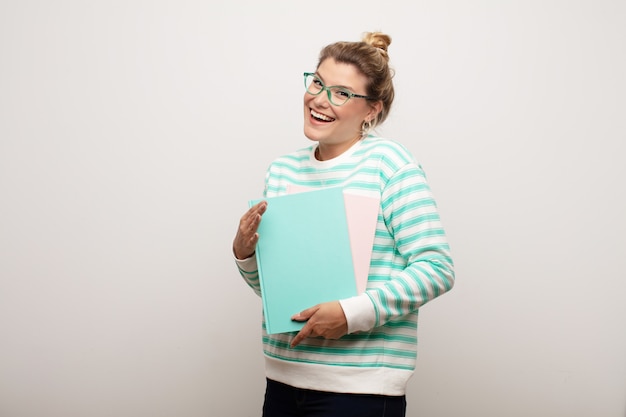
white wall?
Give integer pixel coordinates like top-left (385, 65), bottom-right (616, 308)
top-left (1, 1), bottom-right (624, 416)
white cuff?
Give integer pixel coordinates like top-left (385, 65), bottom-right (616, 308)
top-left (234, 252), bottom-right (258, 273)
top-left (339, 294), bottom-right (376, 334)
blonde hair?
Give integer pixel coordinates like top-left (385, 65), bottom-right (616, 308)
top-left (317, 32), bottom-right (395, 131)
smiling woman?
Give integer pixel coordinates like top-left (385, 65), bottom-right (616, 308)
top-left (232, 32), bottom-right (455, 417)
top-left (302, 58), bottom-right (381, 161)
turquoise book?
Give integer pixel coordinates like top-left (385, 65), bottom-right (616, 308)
top-left (250, 187), bottom-right (357, 335)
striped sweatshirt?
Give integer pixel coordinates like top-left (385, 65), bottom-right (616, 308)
top-left (235, 136), bottom-right (454, 396)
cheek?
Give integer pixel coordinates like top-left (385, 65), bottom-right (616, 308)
top-left (334, 108), bottom-right (356, 124)
top-left (303, 93), bottom-right (313, 106)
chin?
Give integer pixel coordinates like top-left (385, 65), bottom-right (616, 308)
top-left (303, 126), bottom-right (323, 143)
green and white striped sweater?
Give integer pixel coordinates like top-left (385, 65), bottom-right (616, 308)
top-left (236, 136), bottom-right (454, 396)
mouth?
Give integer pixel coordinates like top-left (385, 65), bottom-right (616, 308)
top-left (310, 109), bottom-right (335, 122)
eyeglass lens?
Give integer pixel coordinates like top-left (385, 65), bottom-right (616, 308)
top-left (304, 74), bottom-right (351, 106)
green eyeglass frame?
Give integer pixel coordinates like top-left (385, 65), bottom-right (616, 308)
top-left (303, 72), bottom-right (375, 106)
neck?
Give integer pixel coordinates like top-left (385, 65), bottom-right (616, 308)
top-left (315, 137), bottom-right (362, 161)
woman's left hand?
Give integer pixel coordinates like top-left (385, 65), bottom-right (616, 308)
top-left (290, 301), bottom-right (348, 348)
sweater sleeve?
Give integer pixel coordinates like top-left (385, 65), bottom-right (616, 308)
top-left (339, 294), bottom-right (377, 333)
top-left (235, 253), bottom-right (262, 297)
top-left (366, 162), bottom-right (455, 327)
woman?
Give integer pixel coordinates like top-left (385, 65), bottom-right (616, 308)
top-left (233, 32), bottom-right (455, 417)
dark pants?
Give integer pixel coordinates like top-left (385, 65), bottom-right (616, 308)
top-left (262, 379), bottom-right (407, 417)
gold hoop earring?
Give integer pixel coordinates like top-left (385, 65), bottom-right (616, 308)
top-left (361, 119), bottom-right (372, 136)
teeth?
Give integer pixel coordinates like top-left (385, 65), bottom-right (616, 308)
top-left (311, 109), bottom-right (335, 122)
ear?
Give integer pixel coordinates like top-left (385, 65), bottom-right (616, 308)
top-left (366, 100), bottom-right (383, 122)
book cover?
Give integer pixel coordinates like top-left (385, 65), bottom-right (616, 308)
top-left (251, 187), bottom-right (357, 334)
top-left (286, 185), bottom-right (379, 294)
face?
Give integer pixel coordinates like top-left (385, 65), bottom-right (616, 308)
top-left (303, 58), bottom-right (381, 160)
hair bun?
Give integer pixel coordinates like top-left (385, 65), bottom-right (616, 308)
top-left (362, 31), bottom-right (392, 54)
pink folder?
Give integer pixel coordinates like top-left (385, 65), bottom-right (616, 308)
top-left (286, 185), bottom-right (379, 294)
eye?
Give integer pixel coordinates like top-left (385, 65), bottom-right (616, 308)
top-left (333, 88), bottom-right (351, 98)
top-left (312, 78), bottom-right (324, 87)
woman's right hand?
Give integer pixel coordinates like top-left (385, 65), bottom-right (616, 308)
top-left (232, 201), bottom-right (267, 260)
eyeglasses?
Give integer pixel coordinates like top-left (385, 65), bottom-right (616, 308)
top-left (303, 72), bottom-right (375, 106)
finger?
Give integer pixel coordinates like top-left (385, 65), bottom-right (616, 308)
top-left (248, 232), bottom-right (259, 247)
top-left (233, 201), bottom-right (268, 259)
top-left (243, 210), bottom-right (257, 226)
top-left (290, 312), bottom-right (307, 322)
top-left (243, 202), bottom-right (267, 232)
top-left (238, 210), bottom-right (262, 239)
top-left (233, 228), bottom-right (260, 259)
top-left (249, 213), bottom-right (262, 231)
top-left (290, 323), bottom-right (313, 348)
top-left (291, 305), bottom-right (319, 321)
top-left (248, 201), bottom-right (267, 218)
top-left (256, 200), bottom-right (268, 214)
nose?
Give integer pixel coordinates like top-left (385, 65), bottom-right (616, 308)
top-left (312, 87), bottom-right (332, 107)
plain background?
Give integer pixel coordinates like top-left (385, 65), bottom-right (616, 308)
top-left (1, 1), bottom-right (624, 416)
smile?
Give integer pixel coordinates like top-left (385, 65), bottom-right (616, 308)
top-left (311, 109), bottom-right (335, 122)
